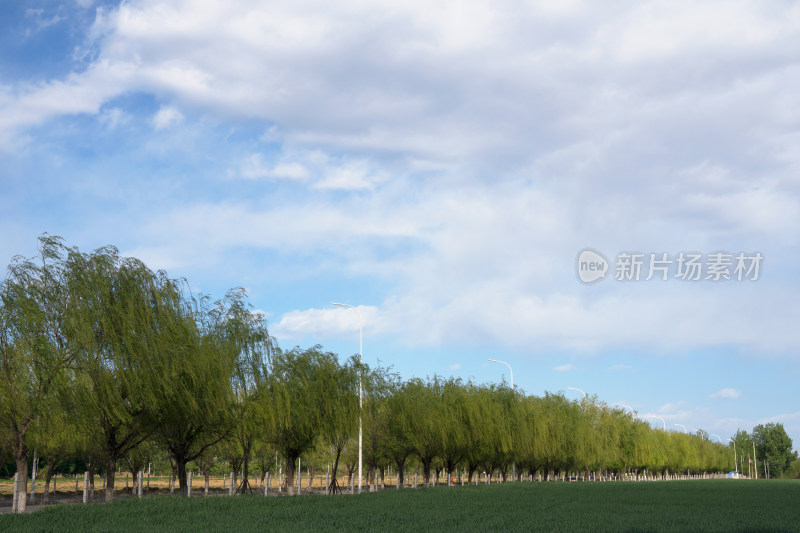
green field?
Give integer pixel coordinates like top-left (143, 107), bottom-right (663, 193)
top-left (2, 480), bottom-right (799, 532)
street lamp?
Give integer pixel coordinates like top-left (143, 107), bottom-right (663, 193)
top-left (614, 403), bottom-right (637, 418)
top-left (330, 302), bottom-right (363, 494)
top-left (568, 388), bottom-right (588, 412)
top-left (710, 433), bottom-right (722, 443)
top-left (567, 387), bottom-right (587, 400)
top-left (487, 359), bottom-right (513, 389)
top-left (674, 424), bottom-right (688, 433)
top-left (647, 415), bottom-right (666, 430)
top-left (729, 438), bottom-right (737, 474)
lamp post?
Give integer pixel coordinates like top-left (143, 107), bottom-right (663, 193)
top-left (647, 415), bottom-right (666, 430)
top-left (487, 359), bottom-right (513, 389)
top-left (709, 433), bottom-right (722, 443)
top-left (729, 438), bottom-right (737, 474)
top-left (674, 424), bottom-right (687, 433)
top-left (567, 387), bottom-right (587, 401)
top-left (614, 403), bottom-right (636, 418)
top-left (330, 302), bottom-right (363, 494)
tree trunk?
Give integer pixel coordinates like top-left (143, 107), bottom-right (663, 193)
top-left (177, 458), bottom-right (189, 497)
top-left (395, 457), bottom-right (406, 488)
top-left (329, 447), bottom-right (343, 495)
top-left (307, 464), bottom-right (315, 490)
top-left (421, 458), bottom-right (432, 487)
top-left (284, 451), bottom-right (298, 495)
top-left (88, 467), bottom-right (96, 500)
top-left (13, 454), bottom-right (29, 513)
top-left (367, 465), bottom-right (374, 492)
top-left (42, 458), bottom-right (57, 504)
top-left (239, 443), bottom-right (251, 494)
top-left (105, 457), bottom-right (117, 502)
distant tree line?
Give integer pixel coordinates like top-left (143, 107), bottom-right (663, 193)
top-left (731, 423), bottom-right (798, 478)
top-left (0, 237), bottom-right (790, 513)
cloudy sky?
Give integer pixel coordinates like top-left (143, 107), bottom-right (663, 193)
top-left (2, 0), bottom-right (799, 450)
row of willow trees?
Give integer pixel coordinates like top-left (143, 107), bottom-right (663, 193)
top-left (1, 237), bottom-right (732, 512)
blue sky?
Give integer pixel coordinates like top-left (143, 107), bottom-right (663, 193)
top-left (2, 0), bottom-right (799, 450)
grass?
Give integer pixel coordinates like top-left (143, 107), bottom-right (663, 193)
top-left (2, 480), bottom-right (799, 532)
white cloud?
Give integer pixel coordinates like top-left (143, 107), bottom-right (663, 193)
top-left (3, 0), bottom-right (800, 360)
top-left (114, 168), bottom-right (800, 355)
top-left (554, 364), bottom-right (576, 372)
top-left (448, 363), bottom-right (461, 371)
top-left (0, 61), bottom-right (132, 151)
top-left (236, 150), bottom-right (382, 189)
top-left (25, 8), bottom-right (64, 34)
top-left (271, 305), bottom-right (380, 342)
top-left (152, 105), bottom-right (183, 130)
top-left (315, 160), bottom-right (383, 191)
top-left (239, 153), bottom-right (310, 181)
top-left (98, 107), bottom-right (129, 129)
top-left (710, 388), bottom-right (742, 400)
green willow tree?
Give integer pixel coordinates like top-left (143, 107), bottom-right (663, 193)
top-left (439, 378), bottom-right (470, 485)
top-left (262, 346), bottom-right (337, 494)
top-left (0, 236), bottom-right (76, 513)
top-left (27, 392), bottom-right (82, 505)
top-left (384, 375), bottom-right (416, 488)
top-left (153, 291), bottom-right (241, 497)
top-left (400, 377), bottom-right (447, 487)
top-left (361, 364), bottom-right (396, 491)
top-left (65, 245), bottom-right (182, 501)
top-left (214, 289), bottom-right (274, 494)
top-left (319, 355), bottom-right (358, 494)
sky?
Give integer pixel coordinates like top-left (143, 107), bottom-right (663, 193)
top-left (2, 0), bottom-right (799, 452)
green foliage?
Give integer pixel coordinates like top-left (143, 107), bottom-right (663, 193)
top-left (752, 423), bottom-right (796, 478)
top-left (261, 346), bottom-right (348, 493)
top-left (0, 235), bottom-right (80, 511)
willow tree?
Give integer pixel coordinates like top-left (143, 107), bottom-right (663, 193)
top-left (212, 289), bottom-right (273, 494)
top-left (572, 397), bottom-right (605, 479)
top-left (319, 355), bottom-right (358, 494)
top-left (512, 392), bottom-right (538, 480)
top-left (27, 390), bottom-right (82, 504)
top-left (153, 292), bottom-right (239, 497)
top-left (539, 393), bottom-right (580, 479)
top-left (0, 236), bottom-right (75, 513)
top-left (384, 375), bottom-right (417, 488)
top-left (480, 385), bottom-right (516, 481)
top-left (64, 245), bottom-right (185, 501)
top-left (361, 364), bottom-right (396, 490)
top-left (461, 384), bottom-right (509, 483)
top-left (593, 407), bottom-right (627, 477)
top-left (398, 377), bottom-right (446, 486)
top-left (262, 346), bottom-right (335, 494)
top-left (438, 378), bottom-right (470, 484)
